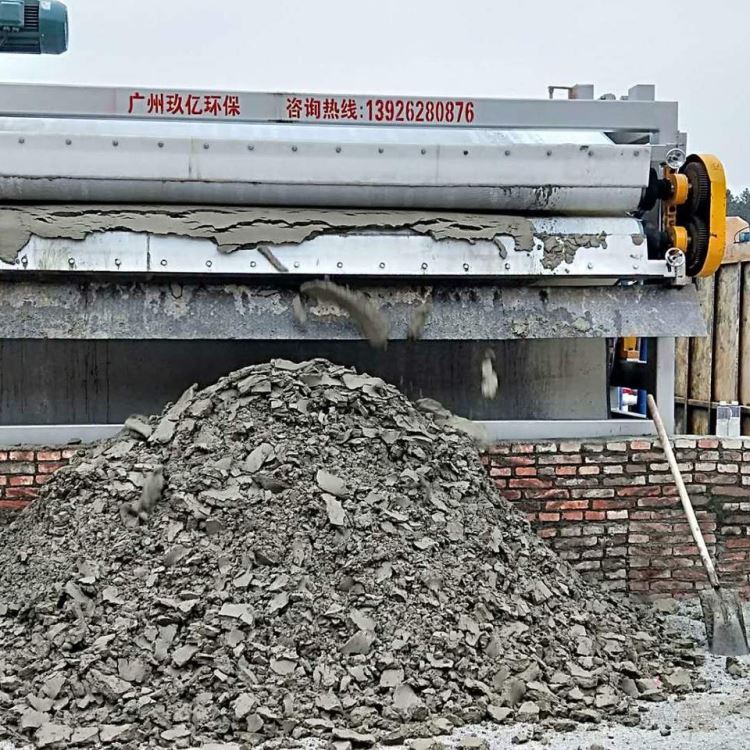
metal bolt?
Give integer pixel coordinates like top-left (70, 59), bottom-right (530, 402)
top-left (588, 150), bottom-right (594, 157)
top-left (337, 261), bottom-right (343, 268)
top-left (293, 261), bottom-right (300, 269)
top-left (504, 262), bottom-right (511, 270)
top-left (378, 147), bottom-right (384, 154)
top-left (67, 258), bottom-right (75, 267)
top-left (335, 146), bottom-right (342, 153)
top-left (463, 150), bottom-right (469, 156)
top-left (114, 258), bottom-right (121, 267)
top-left (463, 263), bottom-right (470, 272)
top-left (587, 262), bottom-right (594, 269)
top-left (634, 150), bottom-right (640, 157)
top-left (18, 137), bottom-right (24, 144)
top-left (112, 140), bottom-right (119, 147)
top-left (206, 260), bottom-right (212, 268)
top-left (504, 150), bottom-right (511, 156)
top-left (250, 261), bottom-right (256, 268)
top-left (421, 148), bottom-right (427, 155)
top-left (203, 143), bottom-right (210, 150)
top-left (158, 142), bottom-right (164, 148)
top-left (247, 144), bottom-right (255, 151)
top-left (291, 145), bottom-right (298, 152)
top-left (20, 255), bottom-right (28, 267)
top-left (160, 259), bottom-right (167, 267)
top-left (421, 262), bottom-right (428, 270)
top-left (546, 150), bottom-right (552, 157)
top-left (564, 268), bottom-right (570, 273)
top-left (633, 264), bottom-right (639, 270)
top-left (379, 262), bottom-right (386, 269)
top-left (65, 139), bottom-right (72, 146)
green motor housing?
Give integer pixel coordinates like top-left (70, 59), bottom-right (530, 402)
top-left (0, 0), bottom-right (68, 54)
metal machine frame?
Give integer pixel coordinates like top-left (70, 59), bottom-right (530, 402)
top-left (0, 83), bottom-right (705, 441)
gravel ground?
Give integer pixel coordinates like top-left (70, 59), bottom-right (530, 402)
top-left (2, 594), bottom-right (748, 750)
top-left (381, 599), bottom-right (750, 750)
top-left (1, 602), bottom-right (749, 750)
top-left (288, 599), bottom-right (750, 750)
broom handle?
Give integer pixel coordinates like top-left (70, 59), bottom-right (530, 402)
top-left (647, 394), bottom-right (720, 589)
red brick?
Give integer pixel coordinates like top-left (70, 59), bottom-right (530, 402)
top-left (493, 479), bottom-right (507, 488)
top-left (698, 438), bottom-right (720, 449)
top-left (499, 490), bottom-right (522, 501)
top-left (511, 443), bottom-right (534, 453)
top-left (555, 466), bottom-right (578, 476)
top-left (35, 474), bottom-right (51, 485)
top-left (515, 466), bottom-right (538, 477)
top-left (718, 561), bottom-right (750, 573)
top-left (4, 487), bottom-right (38, 499)
top-left (615, 485), bottom-right (661, 497)
top-left (36, 450), bottom-right (62, 461)
top-left (592, 499), bottom-right (635, 510)
top-left (524, 489), bottom-right (570, 500)
top-left (630, 568), bottom-right (671, 580)
top-left (508, 455), bottom-right (535, 466)
top-left (0, 451), bottom-right (7, 461)
top-left (628, 534), bottom-right (650, 543)
top-left (490, 467), bottom-right (511, 477)
top-left (0, 499), bottom-right (30, 510)
top-left (720, 551), bottom-right (749, 562)
top-left (509, 478), bottom-right (552, 489)
top-left (538, 512), bottom-right (560, 522)
top-left (0, 475), bottom-right (6, 486)
top-left (545, 499), bottom-right (589, 511)
top-left (629, 581), bottom-right (650, 592)
top-left (578, 466), bottom-right (600, 476)
top-left (725, 538), bottom-right (750, 549)
top-left (538, 528), bottom-right (557, 538)
top-left (672, 568), bottom-right (713, 581)
top-left (673, 544), bottom-right (699, 556)
top-left (61, 449), bottom-right (77, 459)
top-left (607, 510), bottom-right (628, 521)
top-left (630, 440), bottom-right (651, 451)
top-left (585, 511), bottom-right (606, 521)
top-left (37, 461), bottom-right (67, 474)
top-left (526, 512), bottom-right (537, 522)
top-left (636, 497), bottom-right (679, 509)
top-left (9, 475), bottom-right (34, 486)
top-left (562, 511), bottom-right (584, 521)
top-left (8, 450), bottom-right (34, 461)
top-left (648, 580), bottom-right (695, 592)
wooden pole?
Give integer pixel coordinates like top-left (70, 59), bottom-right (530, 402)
top-left (648, 394), bottom-right (719, 588)
top-left (675, 336), bottom-right (689, 434)
top-left (741, 263), bottom-right (750, 436)
top-left (712, 264), bottom-right (741, 404)
top-left (689, 276), bottom-right (715, 434)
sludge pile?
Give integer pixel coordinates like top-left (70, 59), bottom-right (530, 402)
top-left (0, 360), bottom-right (699, 748)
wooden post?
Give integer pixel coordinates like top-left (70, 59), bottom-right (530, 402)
top-left (741, 262), bottom-right (750, 436)
top-left (689, 276), bottom-right (715, 434)
top-left (675, 336), bottom-right (689, 433)
top-left (712, 264), bottom-right (741, 405)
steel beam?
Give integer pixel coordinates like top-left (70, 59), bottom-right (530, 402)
top-left (0, 280), bottom-right (706, 341)
top-left (0, 84), bottom-right (680, 144)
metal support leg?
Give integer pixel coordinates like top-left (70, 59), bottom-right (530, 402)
top-left (656, 336), bottom-right (676, 434)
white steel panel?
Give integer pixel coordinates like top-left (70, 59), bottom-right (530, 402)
top-left (0, 117), bottom-right (650, 213)
top-left (1, 217), bottom-right (673, 281)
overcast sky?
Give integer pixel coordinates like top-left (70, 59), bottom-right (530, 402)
top-left (1, 0), bottom-right (747, 190)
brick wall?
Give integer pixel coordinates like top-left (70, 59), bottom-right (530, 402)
top-left (0, 448), bottom-right (77, 524)
top-left (483, 437), bottom-right (750, 597)
top-left (1, 438), bottom-right (749, 598)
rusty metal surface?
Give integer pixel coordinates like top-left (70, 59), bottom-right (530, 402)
top-left (0, 280), bottom-right (706, 340)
